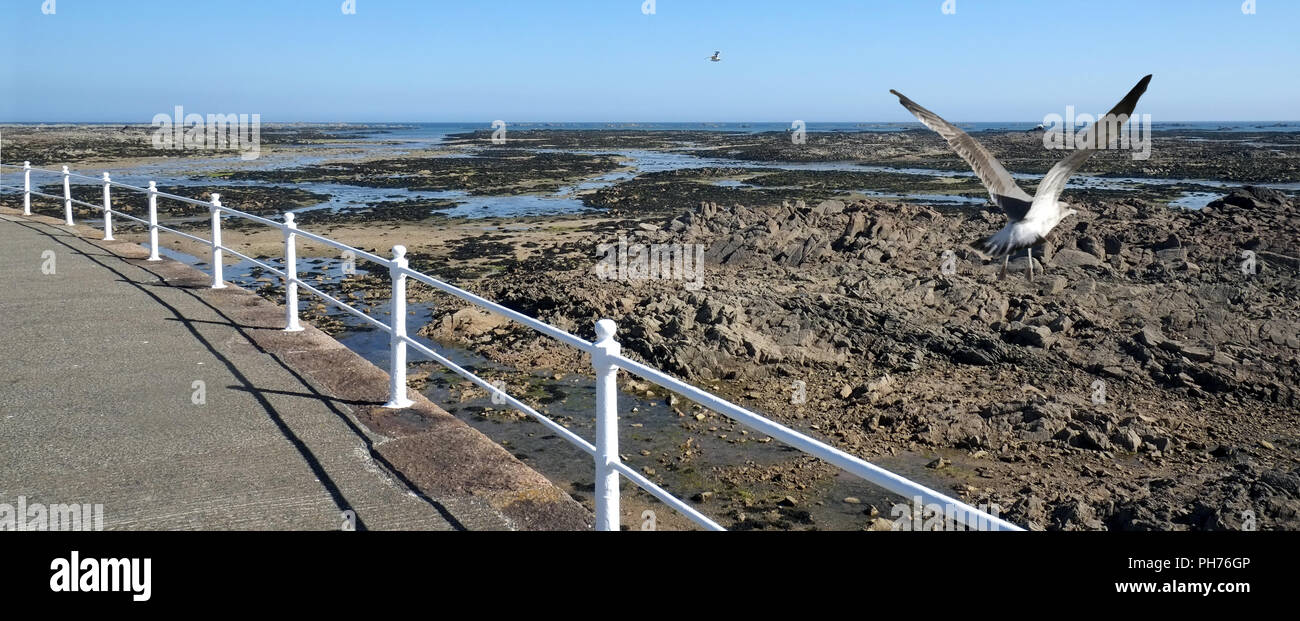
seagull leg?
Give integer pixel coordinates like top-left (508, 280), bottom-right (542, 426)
top-left (1026, 248), bottom-right (1034, 282)
top-left (999, 256), bottom-right (1008, 280)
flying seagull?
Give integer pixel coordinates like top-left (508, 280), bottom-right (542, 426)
top-left (709, 51), bottom-right (722, 62)
top-left (891, 74), bottom-right (1152, 280)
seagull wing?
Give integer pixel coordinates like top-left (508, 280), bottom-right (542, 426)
top-left (1027, 74), bottom-right (1152, 218)
top-left (891, 89), bottom-right (1034, 220)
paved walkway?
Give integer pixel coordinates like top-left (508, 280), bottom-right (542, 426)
top-left (0, 213), bottom-right (584, 530)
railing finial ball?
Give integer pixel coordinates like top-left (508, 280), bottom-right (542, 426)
top-left (62, 165), bottom-right (69, 173)
top-left (210, 193), bottom-right (221, 204)
top-left (102, 172), bottom-right (111, 181)
top-left (392, 245), bottom-right (407, 260)
top-left (595, 318), bottom-right (617, 342)
top-left (284, 211), bottom-right (295, 225)
top-left (148, 181), bottom-right (157, 189)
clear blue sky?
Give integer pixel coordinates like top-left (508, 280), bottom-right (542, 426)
top-left (1, 0), bottom-right (1295, 122)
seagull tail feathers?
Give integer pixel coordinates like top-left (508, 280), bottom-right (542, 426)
top-left (975, 223), bottom-right (1042, 258)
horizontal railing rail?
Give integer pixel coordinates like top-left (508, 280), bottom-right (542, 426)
top-left (0, 160), bottom-right (1021, 531)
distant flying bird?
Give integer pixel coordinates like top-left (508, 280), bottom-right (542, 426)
top-left (709, 51), bottom-right (722, 62)
top-left (891, 75), bottom-right (1152, 280)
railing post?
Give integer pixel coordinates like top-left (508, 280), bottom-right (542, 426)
top-left (101, 172), bottom-right (114, 240)
top-left (209, 193), bottom-right (226, 289)
top-left (384, 245), bottom-right (414, 409)
top-left (22, 161), bottom-right (31, 215)
top-left (146, 182), bottom-right (161, 261)
top-left (592, 318), bottom-right (622, 531)
top-left (282, 212), bottom-right (303, 332)
top-left (61, 166), bottom-right (73, 226)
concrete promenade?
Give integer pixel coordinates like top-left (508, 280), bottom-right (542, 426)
top-left (0, 210), bottom-right (590, 531)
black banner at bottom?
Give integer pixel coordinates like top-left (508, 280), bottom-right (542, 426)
top-left (1, 531), bottom-right (1290, 609)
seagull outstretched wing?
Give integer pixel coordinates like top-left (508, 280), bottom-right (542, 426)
top-left (890, 89), bottom-right (1034, 221)
top-left (1027, 74), bottom-right (1153, 220)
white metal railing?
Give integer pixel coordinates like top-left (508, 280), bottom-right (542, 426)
top-left (0, 160), bottom-right (1022, 532)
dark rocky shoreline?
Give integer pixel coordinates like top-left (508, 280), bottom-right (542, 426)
top-left (448, 128), bottom-right (1300, 183)
top-left (219, 149), bottom-right (626, 196)
top-left (411, 186), bottom-right (1300, 530)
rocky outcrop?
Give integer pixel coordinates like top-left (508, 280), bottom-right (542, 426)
top-left (419, 185), bottom-right (1299, 531)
